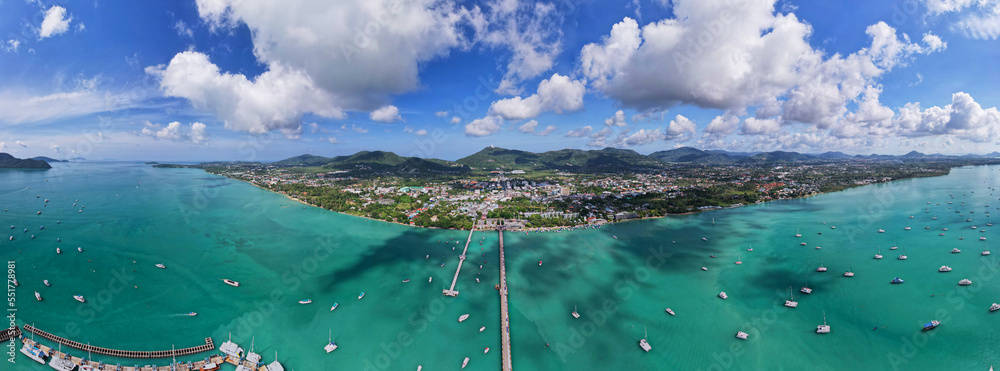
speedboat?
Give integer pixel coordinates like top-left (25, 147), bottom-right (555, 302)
top-left (991, 303), bottom-right (1000, 312)
top-left (665, 308), bottom-right (675, 316)
top-left (74, 295), bottom-right (86, 302)
top-left (939, 266), bottom-right (952, 272)
top-left (878, 229), bottom-right (885, 233)
top-left (719, 292), bottom-right (728, 300)
top-left (77, 247), bottom-right (82, 252)
top-left (959, 279), bottom-right (973, 285)
top-left (43, 279), bottom-right (50, 286)
top-left (952, 248), bottom-right (961, 253)
top-left (484, 347), bottom-right (489, 354)
top-left (223, 279), bottom-right (239, 287)
top-left (701, 267), bottom-right (708, 271)
top-left (480, 326), bottom-right (486, 332)
top-left (922, 320), bottom-right (940, 331)
top-left (188, 312), bottom-right (197, 316)
top-left (904, 227), bottom-right (911, 230)
top-left (429, 277), bottom-right (433, 282)
top-left (156, 263), bottom-right (166, 268)
top-left (800, 242), bottom-right (807, 246)
top-left (402, 279), bottom-right (410, 283)
top-left (56, 248), bottom-right (60, 254)
top-left (330, 303), bottom-right (339, 311)
top-left (891, 277), bottom-right (904, 284)
top-left (358, 292), bottom-right (365, 300)
top-left (736, 331), bottom-right (749, 340)
top-left (458, 314), bottom-right (469, 322)
top-left (462, 357), bottom-right (470, 368)
top-left (35, 291), bottom-right (41, 301)
top-left (299, 299), bottom-right (312, 304)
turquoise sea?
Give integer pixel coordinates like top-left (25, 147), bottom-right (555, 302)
top-left (4, 162), bottom-right (1000, 370)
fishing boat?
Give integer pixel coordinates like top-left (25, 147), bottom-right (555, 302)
top-left (330, 302), bottom-right (339, 311)
top-left (991, 303), bottom-right (1000, 312)
top-left (816, 311), bottom-right (831, 334)
top-left (638, 326), bottom-right (651, 352)
top-left (222, 279), bottom-right (239, 287)
top-left (891, 277), bottom-right (904, 284)
top-left (572, 305), bottom-right (580, 318)
top-left (959, 279), bottom-right (973, 286)
top-left (952, 248), bottom-right (961, 253)
top-left (736, 331), bottom-right (749, 340)
top-left (719, 292), bottom-right (728, 300)
top-left (784, 287), bottom-right (798, 308)
top-left (458, 314), bottom-right (469, 322)
top-left (874, 250), bottom-right (883, 259)
top-left (665, 308), bottom-right (675, 315)
top-left (358, 292), bottom-right (365, 300)
top-left (156, 263), bottom-right (166, 268)
top-left (74, 295), bottom-right (85, 302)
top-left (940, 266), bottom-right (952, 272)
top-left (299, 299), bottom-right (312, 304)
top-left (325, 330), bottom-right (337, 353)
top-left (922, 320), bottom-right (940, 331)
top-left (35, 291), bottom-right (41, 301)
top-left (462, 357), bottom-right (470, 368)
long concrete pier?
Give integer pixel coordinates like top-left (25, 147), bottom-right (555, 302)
top-left (443, 227), bottom-right (476, 296)
top-left (498, 228), bottom-right (512, 371)
top-left (23, 324), bottom-right (214, 358)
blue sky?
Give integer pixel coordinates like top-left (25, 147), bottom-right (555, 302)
top-left (1, 0), bottom-right (999, 161)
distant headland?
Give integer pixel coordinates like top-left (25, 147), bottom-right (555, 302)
top-left (0, 153), bottom-right (52, 169)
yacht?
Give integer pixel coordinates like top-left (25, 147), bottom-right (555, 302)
top-left (480, 327), bottom-right (486, 332)
top-left (55, 248), bottom-right (60, 254)
top-left (462, 357), bottom-right (470, 368)
top-left (719, 292), bottom-right (728, 300)
top-left (429, 277), bottom-right (433, 283)
top-left (735, 331), bottom-right (749, 340)
top-left (735, 257), bottom-right (742, 265)
top-left (952, 248), bottom-right (961, 254)
top-left (939, 266), bottom-right (952, 272)
top-left (874, 250), bottom-right (883, 259)
top-left (298, 299), bottom-right (312, 304)
top-left (325, 330), bottom-right (337, 353)
top-left (844, 264), bottom-right (855, 277)
top-left (358, 292), bottom-right (366, 300)
top-left (795, 229), bottom-right (801, 238)
top-left (638, 326), bottom-right (652, 352)
top-left (572, 305), bottom-right (580, 318)
top-left (665, 308), bottom-right (675, 316)
top-left (800, 280), bottom-right (813, 294)
top-left (35, 291), bottom-right (41, 301)
top-left (816, 258), bottom-right (827, 272)
top-left (922, 320), bottom-right (940, 331)
top-left (74, 295), bottom-right (85, 302)
top-left (784, 287), bottom-right (798, 308)
top-left (222, 279), bottom-right (240, 287)
top-left (458, 314), bottom-right (469, 322)
top-left (990, 303), bottom-right (1000, 312)
top-left (959, 279), bottom-right (973, 286)
top-left (20, 342), bottom-right (48, 364)
top-left (816, 311), bottom-right (831, 334)
top-left (702, 267), bottom-right (708, 271)
top-left (155, 263), bottom-right (166, 268)
top-left (904, 227), bottom-right (911, 230)
top-left (43, 280), bottom-right (49, 286)
top-left (984, 250), bottom-right (991, 256)
top-left (77, 247), bottom-right (82, 252)
top-left (330, 302), bottom-right (339, 311)
top-left (50, 354), bottom-right (78, 370)
top-left (898, 249), bottom-right (908, 260)
top-left (891, 277), bottom-right (904, 284)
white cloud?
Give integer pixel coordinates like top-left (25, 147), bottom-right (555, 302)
top-left (704, 114), bottom-right (740, 137)
top-left (370, 105), bottom-right (402, 123)
top-left (604, 110), bottom-right (627, 127)
top-left (518, 120), bottom-right (538, 133)
top-left (16, 141), bottom-right (27, 148)
top-left (580, 2), bottom-right (944, 132)
top-left (892, 92), bottom-right (1000, 142)
top-left (538, 125), bottom-right (556, 136)
top-left (924, 0), bottom-right (1000, 39)
top-left (403, 126), bottom-right (426, 135)
top-left (350, 124), bottom-right (369, 134)
top-left (450, 116), bottom-right (462, 124)
top-left (138, 121), bottom-right (211, 144)
top-left (565, 125), bottom-right (593, 137)
top-left (465, 115), bottom-right (504, 137)
top-left (622, 128), bottom-right (663, 146)
top-left (326, 137), bottom-right (339, 144)
top-left (741, 117), bottom-right (781, 135)
top-left (39, 6), bottom-right (73, 39)
top-left (665, 114), bottom-right (696, 140)
top-left (471, 1), bottom-right (564, 94)
top-left (488, 73), bottom-right (585, 120)
top-left (3, 39), bottom-right (20, 53)
top-left (0, 88), bottom-right (129, 125)
top-left (148, 51), bottom-right (343, 135)
top-left (436, 111), bottom-right (448, 117)
top-left (175, 20), bottom-right (194, 38)
top-left (0, 142), bottom-right (5, 151)
top-left (415, 129), bottom-right (428, 136)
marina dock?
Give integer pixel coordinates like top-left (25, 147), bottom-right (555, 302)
top-left (498, 228), bottom-right (512, 371)
top-left (443, 228), bottom-right (476, 296)
top-left (22, 336), bottom-right (226, 371)
top-left (23, 324), bottom-right (214, 358)
top-left (0, 326), bottom-right (22, 342)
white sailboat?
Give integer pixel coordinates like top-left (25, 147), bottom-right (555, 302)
top-left (324, 330), bottom-right (337, 353)
top-left (784, 287), bottom-right (798, 308)
top-left (571, 305), bottom-right (580, 318)
top-left (816, 311), bottom-right (830, 333)
top-left (638, 326), bottom-right (652, 352)
top-left (843, 263), bottom-right (854, 277)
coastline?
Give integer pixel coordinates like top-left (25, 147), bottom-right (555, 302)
top-left (197, 165), bottom-right (961, 233)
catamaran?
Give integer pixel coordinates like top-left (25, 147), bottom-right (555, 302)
top-left (844, 264), bottom-right (855, 277)
top-left (816, 258), bottom-right (827, 272)
top-left (898, 248), bottom-right (908, 260)
top-left (719, 292), bottom-right (728, 300)
top-left (784, 287), bottom-right (798, 308)
top-left (325, 330), bottom-right (337, 353)
top-left (874, 249), bottom-right (883, 259)
top-left (736, 331), bottom-right (749, 340)
top-left (959, 279), bottom-right (973, 285)
top-left (638, 326), bottom-right (651, 352)
top-left (990, 303), bottom-right (1000, 312)
top-left (816, 311), bottom-right (831, 334)
top-left (572, 305), bottom-right (580, 318)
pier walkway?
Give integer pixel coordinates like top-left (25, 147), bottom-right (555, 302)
top-left (24, 324), bottom-right (214, 358)
top-left (443, 228), bottom-right (476, 296)
top-left (22, 337), bottom-right (225, 371)
top-left (0, 326), bottom-right (22, 342)
top-left (498, 228), bottom-right (512, 371)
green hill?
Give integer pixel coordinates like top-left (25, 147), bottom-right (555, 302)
top-left (457, 147), bottom-right (663, 172)
top-left (273, 154), bottom-right (333, 166)
top-left (0, 153), bottom-right (51, 169)
top-left (649, 147), bottom-right (738, 164)
top-left (320, 151), bottom-right (469, 174)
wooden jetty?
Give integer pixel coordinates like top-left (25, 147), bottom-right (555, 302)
top-left (0, 326), bottom-right (22, 341)
top-left (443, 228), bottom-right (476, 296)
top-left (23, 324), bottom-right (213, 359)
top-left (24, 336), bottom-right (227, 371)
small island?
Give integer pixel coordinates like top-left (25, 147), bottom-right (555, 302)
top-left (0, 153), bottom-right (52, 169)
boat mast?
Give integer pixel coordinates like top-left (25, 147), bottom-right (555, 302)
top-left (823, 310), bottom-right (827, 325)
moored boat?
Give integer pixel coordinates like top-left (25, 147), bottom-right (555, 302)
top-left (719, 292), bottom-right (728, 300)
top-left (330, 302), bottom-right (339, 311)
top-left (638, 326), bottom-right (651, 352)
top-left (991, 303), bottom-right (1000, 312)
top-left (665, 308), bottom-right (675, 315)
top-left (891, 277), bottom-right (904, 284)
top-left (35, 291), bottom-right (41, 301)
top-left (74, 295), bottom-right (85, 302)
top-left (572, 305), bottom-right (580, 318)
top-left (922, 320), bottom-right (940, 331)
top-left (939, 266), bottom-right (952, 272)
top-left (736, 331), bottom-right (749, 340)
top-left (222, 279), bottom-right (239, 287)
top-left (959, 279), bottom-right (973, 285)
top-left (458, 314), bottom-right (469, 322)
top-left (816, 311), bottom-right (830, 334)
top-left (358, 292), bottom-right (365, 300)
top-left (462, 357), bottom-right (470, 368)
top-left (299, 299), bottom-right (312, 304)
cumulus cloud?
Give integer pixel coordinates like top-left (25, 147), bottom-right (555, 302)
top-left (565, 125), bottom-right (593, 137)
top-left (147, 51), bottom-right (343, 135)
top-left (39, 6), bottom-right (73, 39)
top-left (580, 1), bottom-right (945, 132)
top-left (622, 128), bottom-right (663, 146)
top-left (518, 120), bottom-right (538, 133)
top-left (174, 20), bottom-right (195, 38)
top-left (323, 137), bottom-right (339, 144)
top-left (450, 116), bottom-right (462, 124)
top-left (892, 92), bottom-right (1000, 142)
top-left (538, 125), bottom-right (557, 136)
top-left (465, 116), bottom-right (504, 137)
top-left (471, 1), bottom-right (564, 94)
top-left (924, 0), bottom-right (1000, 39)
top-left (2, 39), bottom-right (20, 53)
top-left (665, 114), bottom-right (696, 140)
top-left (370, 105), bottom-right (402, 123)
top-left (741, 117), bottom-right (781, 136)
top-left (138, 121), bottom-right (211, 144)
top-left (604, 110), bottom-right (627, 127)
top-left (704, 114), bottom-right (740, 137)
top-left (436, 111), bottom-right (448, 118)
top-left (488, 73), bottom-right (585, 120)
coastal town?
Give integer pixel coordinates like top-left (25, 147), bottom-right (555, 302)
top-left (191, 157), bottom-right (973, 231)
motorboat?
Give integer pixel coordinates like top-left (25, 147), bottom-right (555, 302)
top-left (402, 279), bottom-right (410, 283)
top-left (358, 292), bottom-right (365, 300)
top-left (484, 347), bottom-right (489, 354)
top-left (299, 299), bottom-right (312, 304)
top-left (736, 331), bottom-right (749, 340)
top-left (462, 357), bottom-right (470, 368)
top-left (188, 312), bottom-right (197, 316)
top-left (891, 277), bottom-right (904, 284)
top-left (719, 292), bottom-right (728, 300)
top-left (458, 314), bottom-right (469, 322)
top-left (35, 291), bottom-right (41, 301)
top-left (330, 303), bottom-right (339, 311)
top-left (959, 279), bottom-right (973, 285)
top-left (156, 263), bottom-right (166, 268)
top-left (878, 229), bottom-right (885, 233)
top-left (991, 303), bottom-right (1000, 312)
top-left (74, 295), bottom-right (85, 302)
top-left (939, 266), bottom-right (952, 272)
top-left (952, 248), bottom-right (961, 253)
top-left (43, 280), bottom-right (50, 286)
top-left (223, 279), bottom-right (239, 287)
top-left (665, 308), bottom-right (675, 316)
top-left (701, 267), bottom-right (708, 271)
top-left (480, 327), bottom-right (485, 332)
top-left (922, 320), bottom-right (940, 331)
